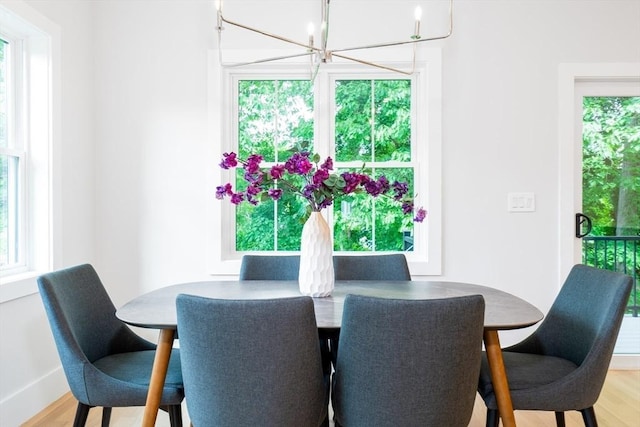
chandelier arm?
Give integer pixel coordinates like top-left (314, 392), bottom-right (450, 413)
top-left (331, 32), bottom-right (451, 55)
top-left (220, 51), bottom-right (316, 68)
top-left (330, 52), bottom-right (413, 75)
top-left (219, 14), bottom-right (317, 52)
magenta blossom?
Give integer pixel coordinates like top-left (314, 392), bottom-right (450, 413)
top-left (245, 154), bottom-right (263, 174)
top-left (270, 164), bottom-right (285, 179)
top-left (230, 192), bottom-right (244, 205)
top-left (414, 207), bottom-right (427, 223)
top-left (216, 183), bottom-right (233, 200)
top-left (216, 151), bottom-right (426, 224)
top-left (285, 152), bottom-right (313, 175)
top-left (268, 188), bottom-right (283, 200)
top-left (220, 152), bottom-right (238, 169)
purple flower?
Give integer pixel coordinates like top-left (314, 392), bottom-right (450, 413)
top-left (302, 184), bottom-right (318, 199)
top-left (219, 152), bottom-right (238, 169)
top-left (285, 152), bottom-right (313, 175)
top-left (318, 197), bottom-right (333, 210)
top-left (313, 169), bottom-right (330, 185)
top-left (230, 192), bottom-right (244, 205)
top-left (244, 170), bottom-right (264, 185)
top-left (364, 176), bottom-right (389, 197)
top-left (414, 207), bottom-right (427, 223)
top-left (215, 183), bottom-right (233, 200)
top-left (216, 151), bottom-right (425, 226)
top-left (392, 181), bottom-right (409, 201)
top-left (246, 184), bottom-right (261, 196)
top-left (270, 165), bottom-right (285, 179)
top-left (268, 188), bottom-right (283, 200)
top-left (320, 157), bottom-right (333, 171)
top-left (342, 172), bottom-right (365, 194)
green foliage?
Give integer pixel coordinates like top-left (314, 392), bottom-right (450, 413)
top-left (582, 96), bottom-right (639, 314)
top-left (582, 96), bottom-right (640, 237)
top-left (237, 80), bottom-right (314, 161)
top-left (334, 80), bottom-right (411, 162)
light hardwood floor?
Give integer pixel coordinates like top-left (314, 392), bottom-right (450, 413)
top-left (22, 370), bottom-right (640, 427)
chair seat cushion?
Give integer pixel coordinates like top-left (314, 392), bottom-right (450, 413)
top-left (478, 351), bottom-right (578, 409)
top-left (92, 348), bottom-right (183, 405)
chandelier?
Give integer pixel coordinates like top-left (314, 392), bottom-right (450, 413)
top-left (215, 0), bottom-right (453, 76)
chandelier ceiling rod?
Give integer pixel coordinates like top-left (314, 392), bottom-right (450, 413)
top-left (215, 0), bottom-right (453, 76)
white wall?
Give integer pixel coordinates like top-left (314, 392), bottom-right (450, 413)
top-left (0, 1), bottom-right (95, 425)
top-left (1, 0), bottom-right (638, 425)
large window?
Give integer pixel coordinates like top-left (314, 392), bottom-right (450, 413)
top-left (213, 55), bottom-right (442, 275)
top-left (234, 77), bottom-right (416, 252)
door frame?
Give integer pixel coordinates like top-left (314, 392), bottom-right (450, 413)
top-left (558, 63), bottom-right (640, 368)
top-left (558, 63), bottom-right (640, 284)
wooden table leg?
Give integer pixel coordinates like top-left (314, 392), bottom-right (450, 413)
top-left (142, 328), bottom-right (176, 427)
top-left (483, 329), bottom-right (517, 427)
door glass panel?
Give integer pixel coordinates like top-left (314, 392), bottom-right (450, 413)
top-left (581, 96), bottom-right (640, 345)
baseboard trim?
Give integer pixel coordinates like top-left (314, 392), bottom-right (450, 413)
top-left (0, 366), bottom-right (68, 426)
top-left (610, 354), bottom-right (640, 370)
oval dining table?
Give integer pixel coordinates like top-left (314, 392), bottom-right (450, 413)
top-left (116, 280), bottom-right (543, 427)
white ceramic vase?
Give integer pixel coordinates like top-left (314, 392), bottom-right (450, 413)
top-left (298, 211), bottom-right (335, 297)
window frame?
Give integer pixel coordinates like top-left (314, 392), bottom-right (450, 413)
top-left (0, 2), bottom-right (60, 303)
top-left (208, 49), bottom-right (442, 276)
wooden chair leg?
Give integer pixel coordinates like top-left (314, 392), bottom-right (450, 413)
top-left (555, 411), bottom-right (566, 427)
top-left (168, 404), bottom-right (183, 427)
top-left (581, 407), bottom-right (598, 427)
top-left (486, 408), bottom-right (500, 427)
top-left (101, 407), bottom-right (112, 427)
top-left (72, 402), bottom-right (91, 427)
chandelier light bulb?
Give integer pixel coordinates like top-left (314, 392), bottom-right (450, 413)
top-left (413, 5), bottom-right (422, 39)
top-left (308, 22), bottom-right (315, 49)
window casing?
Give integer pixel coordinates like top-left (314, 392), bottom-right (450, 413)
top-left (211, 52), bottom-right (442, 275)
top-left (0, 2), bottom-right (58, 294)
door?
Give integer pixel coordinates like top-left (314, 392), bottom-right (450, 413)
top-left (571, 74), bottom-right (640, 355)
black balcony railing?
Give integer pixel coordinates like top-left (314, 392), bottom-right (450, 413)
top-left (582, 236), bottom-right (640, 317)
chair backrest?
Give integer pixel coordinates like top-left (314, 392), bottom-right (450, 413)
top-left (37, 264), bottom-right (154, 403)
top-left (240, 254), bottom-right (411, 281)
top-left (333, 254), bottom-right (411, 280)
top-left (512, 264), bottom-right (632, 398)
top-left (239, 255), bottom-right (300, 280)
top-left (176, 294), bottom-right (328, 427)
top-left (332, 294), bottom-right (485, 427)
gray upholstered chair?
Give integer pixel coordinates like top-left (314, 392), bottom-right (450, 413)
top-left (330, 254), bottom-right (411, 367)
top-left (333, 254), bottom-right (411, 281)
top-left (477, 264), bottom-right (633, 427)
top-left (239, 254), bottom-right (300, 280)
top-left (37, 264), bottom-right (183, 427)
top-left (332, 294), bottom-right (485, 427)
top-left (239, 253), bottom-right (411, 281)
top-left (238, 254), bottom-right (331, 371)
top-left (176, 294), bottom-right (329, 427)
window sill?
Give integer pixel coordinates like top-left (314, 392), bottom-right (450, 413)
top-left (0, 271), bottom-right (40, 303)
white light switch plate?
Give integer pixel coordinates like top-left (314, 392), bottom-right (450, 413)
top-left (508, 192), bottom-right (535, 212)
